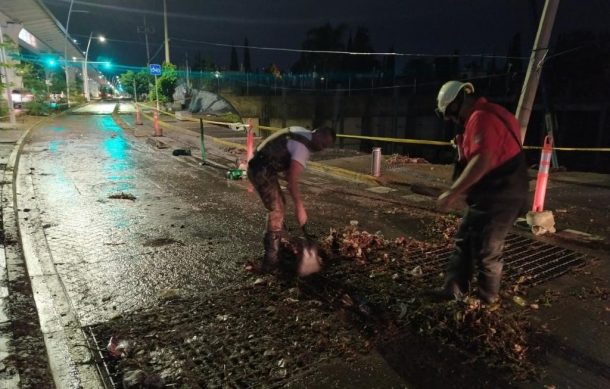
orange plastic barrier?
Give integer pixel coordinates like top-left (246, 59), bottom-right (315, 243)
top-left (532, 136), bottom-right (553, 212)
top-left (135, 105), bottom-right (143, 125)
top-left (246, 119), bottom-right (254, 162)
top-left (153, 110), bottom-right (162, 137)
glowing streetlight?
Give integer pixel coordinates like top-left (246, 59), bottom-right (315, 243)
top-left (83, 33), bottom-right (106, 102)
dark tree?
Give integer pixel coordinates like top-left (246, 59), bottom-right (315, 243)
top-left (506, 33), bottom-right (523, 74)
top-left (230, 45), bottom-right (239, 71)
top-left (402, 58), bottom-right (434, 82)
top-left (547, 30), bottom-right (610, 100)
top-left (243, 37), bottom-right (252, 72)
top-left (349, 26), bottom-right (378, 73)
top-left (192, 51), bottom-right (216, 71)
top-left (383, 46), bottom-right (396, 83)
top-left (291, 23), bottom-right (346, 73)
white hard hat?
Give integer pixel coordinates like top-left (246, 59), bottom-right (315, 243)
top-left (436, 81), bottom-right (474, 118)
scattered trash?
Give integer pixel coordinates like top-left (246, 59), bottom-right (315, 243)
top-left (172, 148), bottom-right (192, 156)
top-left (107, 336), bottom-right (131, 359)
top-left (399, 303), bottom-right (408, 319)
top-left (386, 153), bottom-right (430, 167)
top-left (409, 265), bottom-right (423, 277)
top-left (216, 314), bottom-right (229, 321)
top-left (243, 261), bottom-right (256, 273)
top-left (226, 168), bottom-right (245, 180)
top-left (108, 192), bottom-right (136, 201)
top-left (526, 210), bottom-right (556, 236)
top-left (512, 295), bottom-right (528, 307)
top-left (158, 288), bottom-right (181, 302)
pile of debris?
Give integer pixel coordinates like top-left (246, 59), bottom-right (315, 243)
top-left (320, 225), bottom-right (545, 382)
top-left (386, 153), bottom-right (430, 167)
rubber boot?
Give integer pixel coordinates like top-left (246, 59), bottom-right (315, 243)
top-left (261, 231), bottom-right (281, 273)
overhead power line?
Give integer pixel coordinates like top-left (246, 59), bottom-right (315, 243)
top-left (172, 37), bottom-right (530, 60)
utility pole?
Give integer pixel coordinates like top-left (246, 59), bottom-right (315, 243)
top-left (137, 16), bottom-right (154, 66)
top-left (515, 0), bottom-right (560, 142)
top-left (163, 0), bottom-right (170, 63)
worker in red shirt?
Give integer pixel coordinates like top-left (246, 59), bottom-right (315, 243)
top-left (432, 81), bottom-right (529, 304)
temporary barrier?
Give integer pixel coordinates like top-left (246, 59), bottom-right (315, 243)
top-left (135, 104), bottom-right (143, 125)
top-left (153, 110), bottom-right (162, 137)
top-left (246, 119), bottom-right (254, 162)
top-left (532, 136), bottom-right (552, 212)
top-left (371, 147), bottom-right (382, 177)
top-left (199, 118), bottom-right (206, 162)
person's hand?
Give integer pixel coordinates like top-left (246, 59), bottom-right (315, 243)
top-left (296, 204), bottom-right (308, 227)
top-left (437, 190), bottom-right (462, 212)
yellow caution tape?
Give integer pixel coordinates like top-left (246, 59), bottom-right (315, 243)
top-left (138, 104), bottom-right (610, 152)
top-left (141, 111), bottom-right (246, 150)
top-left (138, 103), bottom-right (246, 128)
top-left (337, 133), bottom-right (452, 146)
top-left (523, 145), bottom-right (610, 152)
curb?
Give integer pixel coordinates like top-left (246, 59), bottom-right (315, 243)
top-left (308, 161), bottom-right (380, 186)
top-left (11, 119), bottom-right (103, 388)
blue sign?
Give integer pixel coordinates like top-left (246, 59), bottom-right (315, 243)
top-left (149, 63), bottom-right (162, 76)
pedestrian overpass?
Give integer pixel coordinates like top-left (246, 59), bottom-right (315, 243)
top-left (0, 0), bottom-right (104, 116)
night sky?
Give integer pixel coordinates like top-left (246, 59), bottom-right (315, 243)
top-left (41, 0), bottom-right (609, 72)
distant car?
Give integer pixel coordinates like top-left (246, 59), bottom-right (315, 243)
top-left (100, 91), bottom-right (113, 100)
top-left (11, 89), bottom-right (34, 108)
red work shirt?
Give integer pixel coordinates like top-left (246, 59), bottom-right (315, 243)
top-left (460, 97), bottom-right (522, 170)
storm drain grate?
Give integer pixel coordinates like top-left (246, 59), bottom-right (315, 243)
top-left (83, 234), bottom-right (588, 388)
top-left (84, 283), bottom-right (370, 388)
top-left (397, 233), bottom-right (588, 286)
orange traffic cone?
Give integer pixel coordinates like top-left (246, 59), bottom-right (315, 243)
top-left (135, 104), bottom-right (143, 125)
top-left (153, 110), bottom-right (162, 137)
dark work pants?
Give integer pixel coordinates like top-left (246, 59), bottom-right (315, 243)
top-left (444, 203), bottom-right (520, 302)
top-left (247, 164), bottom-right (285, 232)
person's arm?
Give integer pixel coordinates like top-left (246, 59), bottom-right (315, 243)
top-left (286, 160), bottom-right (307, 226)
top-left (437, 152), bottom-right (494, 211)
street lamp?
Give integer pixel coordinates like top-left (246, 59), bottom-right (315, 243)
top-left (215, 71), bottom-right (221, 92)
top-left (83, 32), bottom-right (106, 102)
top-left (63, 0), bottom-right (89, 108)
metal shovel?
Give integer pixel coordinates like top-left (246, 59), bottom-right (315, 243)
top-left (296, 225), bottom-right (321, 277)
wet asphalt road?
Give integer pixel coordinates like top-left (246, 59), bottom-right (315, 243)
top-left (20, 113), bottom-right (267, 326)
top-left (17, 109), bottom-right (440, 387)
top-left (19, 110), bottom-right (432, 328)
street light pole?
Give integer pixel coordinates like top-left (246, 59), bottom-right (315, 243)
top-left (83, 32), bottom-right (93, 102)
top-left (83, 33), bottom-right (105, 102)
top-left (64, 0), bottom-right (75, 108)
top-left (163, 0), bottom-right (170, 63)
